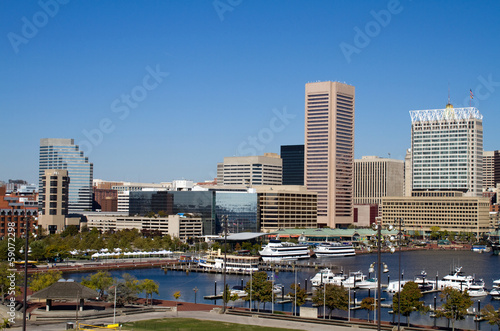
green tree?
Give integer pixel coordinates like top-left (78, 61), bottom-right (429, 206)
top-left (430, 226), bottom-right (441, 240)
top-left (0, 263), bottom-right (20, 304)
top-left (244, 271), bottom-right (273, 312)
top-left (312, 284), bottom-right (348, 318)
top-left (288, 283), bottom-right (307, 313)
top-left (140, 279), bottom-right (159, 306)
top-left (81, 271), bottom-right (113, 299)
top-left (360, 297), bottom-right (375, 322)
top-left (436, 287), bottom-right (473, 331)
top-left (28, 270), bottom-right (62, 292)
top-left (157, 210), bottom-right (167, 217)
top-left (222, 284), bottom-right (239, 304)
top-left (173, 291), bottom-right (181, 317)
top-left (481, 304), bottom-right (500, 327)
top-left (29, 240), bottom-right (48, 261)
top-left (109, 273), bottom-right (142, 306)
top-left (60, 225), bottom-right (79, 237)
top-left (392, 281), bottom-right (426, 326)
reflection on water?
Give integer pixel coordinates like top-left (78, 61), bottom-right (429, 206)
top-left (66, 250), bottom-right (500, 329)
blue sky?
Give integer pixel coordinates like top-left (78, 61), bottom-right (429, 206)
top-left (1, 0), bottom-right (499, 184)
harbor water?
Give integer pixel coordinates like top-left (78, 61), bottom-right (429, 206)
top-left (66, 250), bottom-right (500, 330)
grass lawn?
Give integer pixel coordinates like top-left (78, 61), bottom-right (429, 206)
top-left (122, 318), bottom-right (301, 331)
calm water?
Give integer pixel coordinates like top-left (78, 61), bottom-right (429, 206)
top-left (67, 250), bottom-right (500, 330)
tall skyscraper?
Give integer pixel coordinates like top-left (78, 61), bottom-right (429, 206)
top-left (39, 138), bottom-right (93, 212)
top-left (483, 150), bottom-right (500, 190)
top-left (280, 145), bottom-right (304, 185)
top-left (305, 81), bottom-right (355, 228)
top-left (410, 105), bottom-right (483, 196)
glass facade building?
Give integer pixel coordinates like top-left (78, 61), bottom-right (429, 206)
top-left (171, 191), bottom-right (216, 235)
top-left (39, 138), bottom-right (93, 212)
top-left (129, 191), bottom-right (172, 216)
top-left (215, 191), bottom-right (258, 233)
top-left (281, 145), bottom-right (304, 185)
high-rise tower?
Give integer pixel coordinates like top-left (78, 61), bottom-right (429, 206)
top-left (410, 105), bottom-right (483, 196)
top-left (305, 81), bottom-right (355, 228)
top-left (39, 138), bottom-right (93, 212)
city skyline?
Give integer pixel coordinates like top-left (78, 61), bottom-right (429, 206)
top-left (2, 1), bottom-right (500, 184)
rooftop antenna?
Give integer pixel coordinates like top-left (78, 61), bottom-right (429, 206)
top-left (448, 82), bottom-right (450, 104)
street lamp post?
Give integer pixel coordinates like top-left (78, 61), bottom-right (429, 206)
top-left (193, 287), bottom-right (198, 304)
top-left (371, 217), bottom-right (395, 331)
top-left (223, 215), bottom-right (228, 313)
top-left (395, 217), bottom-right (404, 331)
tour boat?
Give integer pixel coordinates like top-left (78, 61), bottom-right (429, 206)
top-left (258, 240), bottom-right (310, 261)
top-left (198, 252), bottom-right (259, 272)
top-left (313, 242), bottom-right (356, 257)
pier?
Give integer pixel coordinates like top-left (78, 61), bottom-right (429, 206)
top-left (162, 260), bottom-right (341, 275)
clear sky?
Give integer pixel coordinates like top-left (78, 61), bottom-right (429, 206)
top-left (1, 0), bottom-right (499, 185)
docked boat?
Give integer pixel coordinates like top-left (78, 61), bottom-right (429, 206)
top-left (198, 252), bottom-right (259, 272)
top-left (436, 266), bottom-right (474, 291)
top-left (467, 280), bottom-right (488, 297)
top-left (490, 279), bottom-right (500, 300)
top-left (313, 242), bottom-right (356, 257)
top-left (386, 280), bottom-right (409, 293)
top-left (258, 240), bottom-right (310, 261)
top-left (310, 268), bottom-right (346, 287)
top-left (414, 270), bottom-right (435, 292)
top-left (219, 285), bottom-right (247, 298)
top-left (342, 271), bottom-right (377, 289)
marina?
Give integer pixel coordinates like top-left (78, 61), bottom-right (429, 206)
top-left (65, 249), bottom-right (500, 330)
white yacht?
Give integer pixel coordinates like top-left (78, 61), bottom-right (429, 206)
top-left (436, 266), bottom-right (474, 291)
top-left (342, 271), bottom-right (377, 289)
top-left (313, 242), bottom-right (356, 257)
top-left (489, 279), bottom-right (500, 299)
top-left (310, 268), bottom-right (347, 287)
top-left (413, 271), bottom-right (435, 292)
top-left (258, 240), bottom-right (310, 261)
top-left (467, 280), bottom-right (488, 297)
top-left (386, 280), bottom-right (409, 293)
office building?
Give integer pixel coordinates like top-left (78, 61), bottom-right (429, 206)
top-left (39, 138), bottom-right (93, 212)
top-left (85, 213), bottom-right (202, 239)
top-left (215, 191), bottom-right (258, 233)
top-left (353, 156), bottom-right (404, 205)
top-left (38, 169), bottom-right (70, 233)
top-left (255, 185), bottom-right (317, 232)
top-left (93, 189), bottom-right (118, 212)
top-left (483, 150), bottom-right (500, 190)
top-left (381, 192), bottom-right (490, 237)
top-left (305, 81), bottom-right (355, 228)
top-left (281, 145), bottom-right (304, 185)
top-left (410, 105), bottom-right (483, 196)
top-left (218, 153), bottom-right (282, 186)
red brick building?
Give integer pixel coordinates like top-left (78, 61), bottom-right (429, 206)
top-left (0, 186), bottom-right (38, 238)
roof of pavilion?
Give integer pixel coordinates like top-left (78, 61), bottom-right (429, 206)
top-left (30, 280), bottom-right (99, 300)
